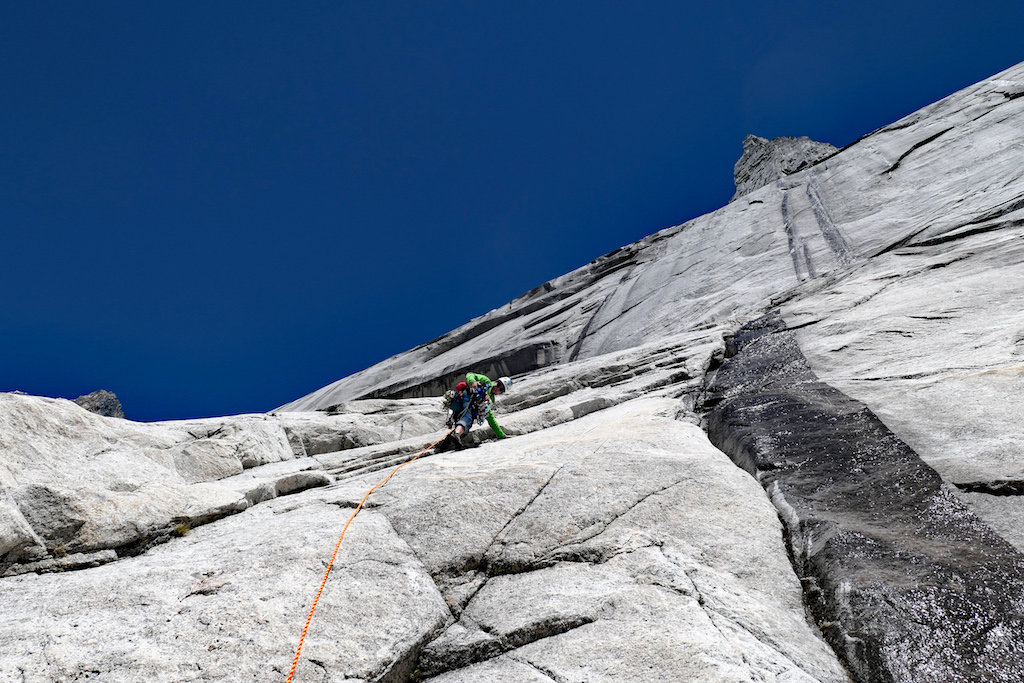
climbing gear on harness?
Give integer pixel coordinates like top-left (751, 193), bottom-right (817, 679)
top-left (286, 426), bottom-right (455, 682)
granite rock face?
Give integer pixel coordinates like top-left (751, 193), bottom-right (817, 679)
top-left (4, 62), bottom-right (1024, 682)
top-left (702, 314), bottom-right (1024, 681)
top-left (281, 62), bottom-right (1024, 411)
top-left (0, 393), bottom-right (441, 576)
top-left (0, 393), bottom-right (849, 682)
top-left (272, 61), bottom-right (1024, 681)
top-left (776, 214), bottom-right (1024, 557)
top-left (731, 134), bottom-right (838, 200)
top-left (73, 389), bottom-right (124, 418)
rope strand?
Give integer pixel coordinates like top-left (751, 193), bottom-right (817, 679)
top-left (286, 427), bottom-right (455, 682)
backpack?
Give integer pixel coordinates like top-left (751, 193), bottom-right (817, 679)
top-left (441, 381), bottom-right (470, 412)
top-left (441, 383), bottom-right (490, 426)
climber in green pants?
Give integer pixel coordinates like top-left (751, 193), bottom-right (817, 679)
top-left (443, 373), bottom-right (513, 447)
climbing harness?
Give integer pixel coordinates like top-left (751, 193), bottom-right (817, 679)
top-left (286, 426), bottom-right (455, 682)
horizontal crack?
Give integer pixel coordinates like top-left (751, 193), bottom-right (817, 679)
top-left (955, 480), bottom-right (1024, 496)
top-left (508, 655), bottom-right (565, 682)
top-left (538, 479), bottom-right (687, 566)
top-left (420, 614), bottom-right (595, 678)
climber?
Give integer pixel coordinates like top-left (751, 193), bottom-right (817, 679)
top-left (443, 373), bottom-right (512, 447)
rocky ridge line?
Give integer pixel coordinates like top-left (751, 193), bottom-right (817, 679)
top-left (73, 389), bottom-right (124, 418)
top-left (731, 134), bottom-right (838, 201)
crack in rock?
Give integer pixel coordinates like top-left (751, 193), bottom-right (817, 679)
top-left (955, 480), bottom-right (1024, 496)
top-left (680, 561), bottom-right (818, 682)
top-left (882, 127), bottom-right (954, 174)
top-left (417, 613), bottom-right (595, 678)
top-left (536, 479), bottom-right (688, 567)
top-left (507, 655), bottom-right (565, 682)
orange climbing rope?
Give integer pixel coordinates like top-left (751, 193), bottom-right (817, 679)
top-left (286, 427), bottom-right (455, 682)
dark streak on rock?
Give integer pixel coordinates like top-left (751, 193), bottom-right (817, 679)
top-left (802, 243), bottom-right (818, 279)
top-left (700, 312), bottom-right (1024, 683)
top-left (955, 480), bottom-right (1024, 496)
top-left (806, 181), bottom-right (855, 266)
top-left (780, 191), bottom-right (807, 282)
top-left (377, 341), bottom-right (563, 400)
top-left (567, 265), bottom-right (637, 362)
top-left (419, 615), bottom-right (595, 679)
top-left (883, 127), bottom-right (954, 174)
top-left (912, 217), bottom-right (1024, 249)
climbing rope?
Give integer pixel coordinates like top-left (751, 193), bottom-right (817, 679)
top-left (286, 427), bottom-right (456, 682)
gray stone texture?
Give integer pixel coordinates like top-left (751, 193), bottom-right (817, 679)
top-left (731, 134), bottom-right (838, 200)
top-left (0, 398), bottom-right (847, 682)
top-left (73, 389), bottom-right (125, 418)
top-left (0, 393), bottom-right (447, 575)
top-left (702, 313), bottom-right (1024, 681)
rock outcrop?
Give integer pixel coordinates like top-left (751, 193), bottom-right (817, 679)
top-left (3, 62), bottom-right (1024, 681)
top-left (731, 134), bottom-right (838, 200)
top-left (73, 389), bottom-right (125, 418)
top-left (1, 368), bottom-right (850, 682)
top-left (0, 393), bottom-right (441, 576)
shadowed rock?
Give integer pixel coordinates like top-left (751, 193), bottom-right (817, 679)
top-left (702, 313), bottom-right (1024, 682)
top-left (73, 389), bottom-right (124, 418)
top-left (731, 134), bottom-right (838, 200)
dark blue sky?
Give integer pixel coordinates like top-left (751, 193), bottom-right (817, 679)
top-left (2, 2), bottom-right (1021, 420)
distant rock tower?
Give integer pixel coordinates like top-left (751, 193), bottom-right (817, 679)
top-left (731, 134), bottom-right (837, 200)
top-left (74, 389), bottom-right (125, 418)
